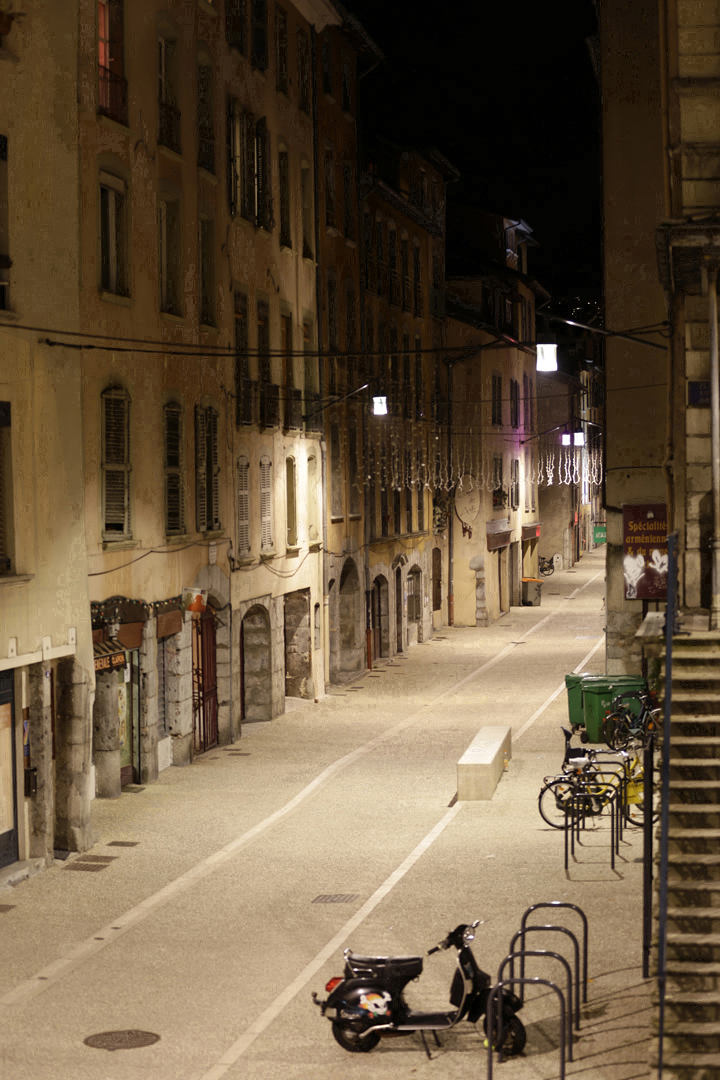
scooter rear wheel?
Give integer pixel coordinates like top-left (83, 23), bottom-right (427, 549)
top-left (483, 1013), bottom-right (526, 1057)
top-left (331, 1021), bottom-right (381, 1053)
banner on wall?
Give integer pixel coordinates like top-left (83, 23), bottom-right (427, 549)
top-left (622, 504), bottom-right (668, 600)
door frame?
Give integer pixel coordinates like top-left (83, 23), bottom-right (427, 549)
top-left (0, 670), bottom-right (18, 870)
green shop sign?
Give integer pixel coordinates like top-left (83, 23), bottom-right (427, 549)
top-left (593, 524), bottom-right (607, 544)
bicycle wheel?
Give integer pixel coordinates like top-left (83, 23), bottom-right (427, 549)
top-left (604, 713), bottom-right (632, 750)
top-left (624, 766), bottom-right (660, 827)
top-left (540, 563), bottom-right (554, 577)
top-left (538, 779), bottom-right (576, 828)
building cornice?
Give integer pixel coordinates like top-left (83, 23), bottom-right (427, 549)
top-left (293, 0), bottom-right (342, 32)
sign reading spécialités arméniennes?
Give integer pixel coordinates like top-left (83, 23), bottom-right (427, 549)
top-left (622, 504), bottom-right (668, 600)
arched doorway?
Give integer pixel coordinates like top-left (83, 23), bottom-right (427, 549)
top-left (371, 575), bottom-right (390, 660)
top-left (407, 566), bottom-right (422, 644)
top-left (192, 605), bottom-right (218, 754)
top-left (241, 605), bottom-right (272, 721)
top-left (395, 566), bottom-right (403, 653)
top-left (339, 560), bottom-right (363, 674)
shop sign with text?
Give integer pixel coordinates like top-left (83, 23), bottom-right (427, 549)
top-left (623, 504), bottom-right (667, 600)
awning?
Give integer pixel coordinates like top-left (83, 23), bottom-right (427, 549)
top-left (522, 523), bottom-right (542, 541)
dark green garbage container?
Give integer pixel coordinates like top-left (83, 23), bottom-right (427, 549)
top-left (565, 673), bottom-right (592, 731)
top-left (580, 676), bottom-right (647, 743)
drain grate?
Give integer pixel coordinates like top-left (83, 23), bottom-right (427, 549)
top-left (225, 751), bottom-right (251, 756)
top-left (65, 863), bottom-right (107, 873)
top-left (84, 1030), bottom-right (160, 1052)
top-left (0, 903), bottom-right (16, 913)
top-left (312, 893), bottom-right (360, 904)
top-left (78, 855), bottom-right (118, 863)
top-left (108, 841), bottom-right (139, 847)
top-left (53, 849), bottom-right (73, 861)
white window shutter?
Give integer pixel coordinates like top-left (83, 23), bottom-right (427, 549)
top-left (102, 389), bottom-right (130, 535)
top-left (260, 455), bottom-right (272, 550)
top-left (237, 456), bottom-right (250, 553)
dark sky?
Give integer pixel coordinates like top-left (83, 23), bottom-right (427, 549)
top-left (347, 0), bottom-right (601, 300)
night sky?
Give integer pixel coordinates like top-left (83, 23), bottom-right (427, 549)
top-left (348, 0), bottom-right (601, 303)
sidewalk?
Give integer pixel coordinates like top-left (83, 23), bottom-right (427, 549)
top-left (0, 549), bottom-right (653, 1080)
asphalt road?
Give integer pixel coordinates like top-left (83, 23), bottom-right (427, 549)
top-left (0, 548), bottom-right (652, 1080)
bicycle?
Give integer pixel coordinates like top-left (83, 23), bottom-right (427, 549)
top-left (538, 555), bottom-right (555, 577)
top-left (602, 689), bottom-right (660, 751)
top-left (537, 728), bottom-right (655, 829)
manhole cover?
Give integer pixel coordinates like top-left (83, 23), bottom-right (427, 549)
top-left (84, 1030), bottom-right (160, 1052)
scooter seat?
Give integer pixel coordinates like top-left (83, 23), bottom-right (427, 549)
top-left (346, 953), bottom-right (424, 982)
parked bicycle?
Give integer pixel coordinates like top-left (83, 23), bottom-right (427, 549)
top-left (602, 689), bottom-right (660, 751)
top-left (537, 727), bottom-right (655, 829)
top-left (538, 555), bottom-right (555, 577)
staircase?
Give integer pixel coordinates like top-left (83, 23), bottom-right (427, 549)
top-left (655, 632), bottom-right (720, 1078)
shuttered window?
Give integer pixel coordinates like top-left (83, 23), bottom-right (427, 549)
top-left (102, 387), bottom-right (131, 538)
top-left (195, 405), bottom-right (220, 533)
top-left (255, 117), bottom-right (272, 231)
top-left (260, 454), bottom-right (273, 551)
top-left (285, 457), bottom-right (297, 547)
top-left (157, 637), bottom-right (168, 738)
top-left (237, 455), bottom-right (250, 554)
top-left (225, 0), bottom-right (246, 53)
top-left (0, 401), bottom-right (11, 571)
top-left (251, 0), bottom-right (268, 71)
top-left (164, 402), bottom-right (185, 535)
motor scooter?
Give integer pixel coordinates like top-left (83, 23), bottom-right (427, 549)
top-left (311, 921), bottom-right (526, 1057)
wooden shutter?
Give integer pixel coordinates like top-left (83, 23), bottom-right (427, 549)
top-left (208, 407), bottom-right (221, 530)
top-left (243, 111), bottom-right (256, 220)
top-left (255, 117), bottom-right (271, 230)
top-left (164, 402), bottom-right (184, 535)
top-left (260, 455), bottom-right (272, 550)
top-left (237, 456), bottom-right (250, 553)
top-left (103, 389), bottom-right (130, 535)
top-left (195, 405), bottom-right (207, 532)
top-left (108, 0), bottom-right (124, 76)
top-left (225, 0), bottom-right (246, 53)
top-left (227, 98), bottom-right (237, 216)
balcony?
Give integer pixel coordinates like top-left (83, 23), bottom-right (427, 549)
top-left (259, 382), bottom-right (280, 428)
top-left (158, 101), bottom-right (181, 155)
top-left (284, 387), bottom-right (303, 431)
top-left (414, 283), bottom-right (424, 317)
top-left (198, 131), bottom-right (215, 174)
top-left (237, 378), bottom-right (257, 426)
top-left (98, 66), bottom-right (128, 127)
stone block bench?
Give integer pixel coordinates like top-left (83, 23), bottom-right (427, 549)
top-left (457, 726), bottom-right (512, 801)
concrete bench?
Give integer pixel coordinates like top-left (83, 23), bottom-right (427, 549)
top-left (457, 726), bottom-right (512, 801)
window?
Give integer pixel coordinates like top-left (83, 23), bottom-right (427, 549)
top-left (99, 172), bottom-right (128, 296)
top-left (524, 450), bottom-right (530, 512)
top-left (227, 98), bottom-right (242, 217)
top-left (342, 162), bottom-right (354, 240)
top-left (195, 405), bottom-right (220, 532)
top-left (234, 291), bottom-right (251, 422)
top-left (510, 378), bottom-right (519, 429)
top-left (237, 455), bottom-right (250, 554)
top-left (197, 63), bottom-right (215, 173)
top-left (251, 0), bottom-right (268, 70)
top-left (226, 0), bottom-right (247, 54)
top-left (199, 217), bottom-right (215, 326)
top-left (389, 323), bottom-right (399, 417)
top-left (98, 0), bottom-right (127, 126)
top-left (285, 457), bottom-right (297, 546)
top-left (257, 299), bottom-right (271, 383)
top-left (402, 333), bottom-right (411, 419)
top-left (158, 35), bottom-right (180, 153)
top-left (307, 454), bottom-right (319, 542)
top-left (365, 312), bottom-right (374, 381)
top-left (388, 226), bottom-right (397, 304)
top-left (297, 28), bottom-right (310, 114)
top-left (330, 421), bottom-right (342, 517)
top-left (255, 117), bottom-right (272, 230)
top-left (363, 211), bottom-right (373, 290)
top-left (413, 241), bottom-right (422, 315)
top-left (414, 338), bottom-right (423, 420)
top-left (275, 6), bottom-right (288, 94)
top-left (324, 147), bottom-right (336, 229)
top-left (341, 59), bottom-right (351, 112)
top-left (0, 402), bottom-right (14, 573)
top-left (511, 458), bottom-right (519, 510)
top-left (301, 164), bottom-right (313, 258)
top-left (492, 454), bottom-right (504, 508)
top-left (260, 455), bottom-right (273, 550)
top-left (164, 402), bottom-right (185, 535)
top-left (491, 372), bottom-right (502, 426)
top-left (327, 275), bottom-right (338, 353)
top-left (401, 236), bottom-right (410, 311)
top-left (322, 36), bottom-right (332, 96)
top-left (159, 197), bottom-right (181, 315)
top-left (348, 423), bottom-right (359, 515)
top-left (405, 449), bottom-right (413, 531)
top-left (303, 320), bottom-right (317, 408)
top-left (529, 378), bottom-right (535, 433)
top-left (278, 148), bottom-right (291, 248)
top-left (523, 372), bottom-right (530, 430)
top-left (102, 387), bottom-right (131, 538)
top-left (282, 313), bottom-right (300, 429)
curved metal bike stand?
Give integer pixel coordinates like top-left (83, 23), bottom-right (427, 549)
top-left (564, 789), bottom-right (621, 870)
top-left (508, 925), bottom-right (580, 1026)
top-left (498, 949), bottom-right (575, 1043)
top-left (519, 902), bottom-right (588, 1006)
top-left (486, 978), bottom-right (566, 1080)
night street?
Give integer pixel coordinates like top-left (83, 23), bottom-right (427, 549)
top-left (0, 550), bottom-right (652, 1080)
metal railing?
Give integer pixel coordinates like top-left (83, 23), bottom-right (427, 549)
top-left (237, 378), bottom-right (257, 426)
top-left (259, 382), bottom-right (280, 427)
top-left (158, 101), bottom-right (181, 154)
top-left (98, 66), bottom-right (128, 126)
top-left (198, 132), bottom-right (215, 173)
top-left (284, 387), bottom-right (303, 430)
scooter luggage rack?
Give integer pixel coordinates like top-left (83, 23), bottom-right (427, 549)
top-left (508, 924), bottom-right (581, 1028)
top-left (486, 978), bottom-right (567, 1080)
top-left (519, 902), bottom-right (588, 1006)
top-left (497, 950), bottom-right (575, 1053)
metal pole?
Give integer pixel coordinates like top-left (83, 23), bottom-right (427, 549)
top-left (709, 268), bottom-right (720, 629)
top-left (642, 730), bottom-right (654, 979)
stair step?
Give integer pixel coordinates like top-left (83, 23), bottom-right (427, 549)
top-left (669, 805), bottom-right (720, 813)
top-left (673, 737), bottom-right (720, 746)
top-left (667, 829), bottom-right (720, 839)
top-left (668, 853), bottom-right (720, 865)
top-left (663, 1020), bottom-right (720, 1035)
top-left (667, 882), bottom-right (720, 893)
top-left (670, 758), bottom-right (720, 767)
top-left (668, 908), bottom-right (720, 919)
top-left (667, 961), bottom-right (720, 975)
top-left (665, 991), bottom-right (720, 1005)
top-left (650, 1049), bottom-right (720, 1068)
top-left (671, 715), bottom-right (720, 725)
top-left (669, 780), bottom-right (720, 788)
top-left (668, 933), bottom-right (720, 945)
top-left (670, 651), bottom-right (720, 662)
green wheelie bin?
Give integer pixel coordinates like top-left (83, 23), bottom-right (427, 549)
top-left (579, 675), bottom-right (647, 743)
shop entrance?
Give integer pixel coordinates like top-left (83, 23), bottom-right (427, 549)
top-left (371, 575), bottom-right (389, 660)
top-left (192, 607), bottom-right (218, 753)
top-left (0, 671), bottom-right (18, 870)
top-left (119, 651), bottom-right (140, 786)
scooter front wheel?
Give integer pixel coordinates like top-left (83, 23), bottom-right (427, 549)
top-left (331, 1021), bottom-right (381, 1053)
top-left (483, 1013), bottom-right (526, 1057)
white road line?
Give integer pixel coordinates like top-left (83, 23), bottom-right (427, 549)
top-left (197, 803), bottom-right (464, 1080)
top-left (514, 634), bottom-right (606, 740)
top-left (0, 566), bottom-right (604, 1011)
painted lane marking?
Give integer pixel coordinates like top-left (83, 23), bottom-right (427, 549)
top-left (514, 634), bottom-right (605, 741)
top-left (1, 569), bottom-right (604, 1010)
top-left (197, 804), bottom-right (463, 1080)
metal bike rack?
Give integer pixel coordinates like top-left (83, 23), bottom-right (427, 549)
top-left (564, 785), bottom-right (623, 870)
top-left (508, 924), bottom-right (581, 1024)
top-left (519, 902), bottom-right (588, 1006)
top-left (486, 978), bottom-right (567, 1080)
top-left (498, 949), bottom-right (575, 1047)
